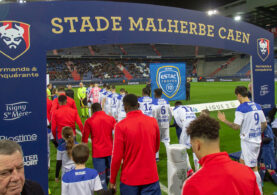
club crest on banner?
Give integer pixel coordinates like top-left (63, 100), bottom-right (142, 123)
top-left (257, 38), bottom-right (270, 62)
top-left (0, 21), bottom-right (30, 60)
top-left (156, 66), bottom-right (181, 98)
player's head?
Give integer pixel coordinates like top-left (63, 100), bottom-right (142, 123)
top-left (154, 88), bottom-right (162, 98)
top-left (200, 109), bottom-right (210, 116)
top-left (120, 88), bottom-right (125, 95)
top-left (90, 83), bottom-right (94, 87)
top-left (142, 88), bottom-right (150, 97)
top-left (95, 83), bottom-right (99, 87)
top-left (103, 83), bottom-right (107, 88)
top-left (58, 95), bottom-right (67, 106)
top-left (47, 83), bottom-right (52, 89)
top-left (187, 115), bottom-right (220, 160)
top-left (175, 101), bottom-right (182, 107)
top-left (123, 94), bottom-right (139, 113)
top-left (111, 85), bottom-right (116, 92)
top-left (91, 103), bottom-right (102, 113)
top-left (58, 87), bottom-right (65, 95)
top-left (67, 85), bottom-right (72, 89)
top-left (0, 140), bottom-right (25, 195)
top-left (62, 127), bottom-right (75, 158)
top-left (79, 82), bottom-right (83, 88)
top-left (106, 85), bottom-right (110, 91)
top-left (235, 86), bottom-right (249, 103)
top-left (72, 144), bottom-right (90, 165)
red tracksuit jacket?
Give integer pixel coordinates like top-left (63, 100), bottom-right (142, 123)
top-left (182, 152), bottom-right (261, 195)
top-left (82, 111), bottom-right (116, 158)
top-left (50, 93), bottom-right (77, 119)
top-left (51, 105), bottom-right (83, 140)
top-left (110, 110), bottom-right (160, 185)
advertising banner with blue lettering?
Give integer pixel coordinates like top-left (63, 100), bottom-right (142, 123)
top-left (0, 1), bottom-right (274, 192)
top-left (150, 63), bottom-right (186, 101)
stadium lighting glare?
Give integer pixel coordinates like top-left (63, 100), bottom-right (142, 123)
top-left (234, 15), bottom-right (241, 21)
top-left (18, 0), bottom-right (26, 3)
top-left (207, 10), bottom-right (218, 16)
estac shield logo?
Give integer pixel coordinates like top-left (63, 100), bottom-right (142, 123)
top-left (156, 66), bottom-right (181, 98)
top-left (257, 38), bottom-right (270, 62)
top-left (0, 21), bottom-right (30, 60)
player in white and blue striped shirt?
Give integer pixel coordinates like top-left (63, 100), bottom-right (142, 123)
top-left (152, 88), bottom-right (172, 160)
top-left (138, 88), bottom-right (153, 117)
top-left (62, 144), bottom-right (102, 195)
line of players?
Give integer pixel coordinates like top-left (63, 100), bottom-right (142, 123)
top-left (85, 83), bottom-right (199, 172)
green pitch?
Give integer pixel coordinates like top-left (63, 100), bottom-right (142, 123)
top-left (48, 82), bottom-right (277, 195)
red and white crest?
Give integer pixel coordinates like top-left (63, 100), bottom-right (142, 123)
top-left (257, 38), bottom-right (270, 62)
top-left (0, 21), bottom-right (30, 60)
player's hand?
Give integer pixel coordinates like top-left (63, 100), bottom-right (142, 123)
top-left (109, 183), bottom-right (116, 191)
top-left (217, 111), bottom-right (226, 122)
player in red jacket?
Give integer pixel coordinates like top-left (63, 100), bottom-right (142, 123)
top-left (82, 103), bottom-right (116, 189)
top-left (51, 95), bottom-right (83, 182)
top-left (182, 115), bottom-right (261, 195)
top-left (50, 87), bottom-right (77, 119)
top-left (110, 94), bottom-right (161, 195)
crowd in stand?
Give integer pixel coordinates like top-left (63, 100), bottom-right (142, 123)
top-left (46, 59), bottom-right (150, 81)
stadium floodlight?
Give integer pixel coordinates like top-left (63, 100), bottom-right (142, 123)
top-left (207, 10), bottom-right (218, 16)
top-left (234, 15), bottom-right (241, 21)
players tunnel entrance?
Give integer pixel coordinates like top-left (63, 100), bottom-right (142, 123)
top-left (0, 1), bottom-right (274, 193)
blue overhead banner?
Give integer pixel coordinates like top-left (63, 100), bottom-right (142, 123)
top-left (0, 1), bottom-right (274, 193)
top-left (150, 63), bottom-right (186, 101)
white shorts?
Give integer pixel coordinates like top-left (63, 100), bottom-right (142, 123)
top-left (160, 127), bottom-right (170, 145)
top-left (56, 150), bottom-right (66, 161)
top-left (240, 140), bottom-right (260, 167)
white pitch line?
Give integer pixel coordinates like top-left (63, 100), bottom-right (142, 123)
top-left (76, 129), bottom-right (168, 194)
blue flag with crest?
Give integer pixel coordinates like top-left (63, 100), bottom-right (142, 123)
top-left (150, 63), bottom-right (186, 101)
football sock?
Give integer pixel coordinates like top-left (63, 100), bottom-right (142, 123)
top-left (156, 151), bottom-right (159, 160)
top-left (88, 108), bottom-right (91, 117)
top-left (81, 108), bottom-right (85, 117)
top-left (193, 153), bottom-right (199, 171)
top-left (85, 107), bottom-right (89, 116)
top-left (270, 171), bottom-right (277, 184)
top-left (259, 166), bottom-right (266, 181)
top-left (255, 171), bottom-right (263, 195)
top-left (55, 160), bottom-right (62, 179)
top-left (186, 153), bottom-right (192, 170)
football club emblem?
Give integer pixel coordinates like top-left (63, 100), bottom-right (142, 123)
top-left (156, 66), bottom-right (181, 98)
top-left (257, 38), bottom-right (270, 62)
top-left (0, 21), bottom-right (30, 60)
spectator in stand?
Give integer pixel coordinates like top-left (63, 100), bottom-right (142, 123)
top-left (82, 103), bottom-right (116, 189)
top-left (0, 140), bottom-right (45, 195)
top-left (66, 85), bottom-right (74, 99)
top-left (182, 116), bottom-right (261, 195)
top-left (110, 94), bottom-right (161, 195)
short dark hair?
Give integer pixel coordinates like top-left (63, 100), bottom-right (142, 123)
top-left (111, 85), bottom-right (116, 90)
top-left (123, 94), bottom-right (138, 107)
top-left (106, 85), bottom-right (110, 90)
top-left (187, 116), bottom-right (220, 140)
top-left (72, 144), bottom-right (90, 164)
top-left (120, 88), bottom-right (125, 93)
top-left (103, 83), bottom-right (107, 88)
top-left (0, 140), bottom-right (23, 155)
top-left (154, 88), bottom-right (162, 97)
top-left (235, 86), bottom-right (248, 97)
top-left (175, 101), bottom-right (182, 106)
top-left (58, 95), bottom-right (67, 104)
top-left (142, 88), bottom-right (150, 96)
top-left (58, 87), bottom-right (65, 92)
top-left (91, 103), bottom-right (102, 112)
